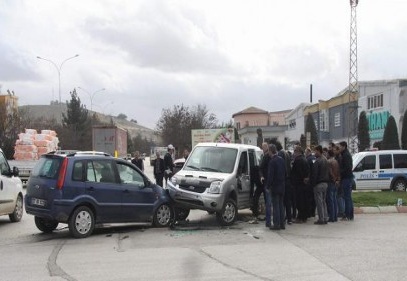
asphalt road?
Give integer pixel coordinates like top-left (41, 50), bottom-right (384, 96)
top-left (1, 158), bottom-right (406, 281)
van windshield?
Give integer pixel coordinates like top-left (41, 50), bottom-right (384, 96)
top-left (184, 146), bottom-right (238, 173)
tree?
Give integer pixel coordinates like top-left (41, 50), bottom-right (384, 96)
top-left (117, 113), bottom-right (127, 120)
top-left (156, 104), bottom-right (217, 154)
top-left (0, 100), bottom-right (22, 158)
top-left (358, 111), bottom-right (370, 151)
top-left (401, 109), bottom-right (407, 149)
top-left (381, 115), bottom-right (400, 150)
top-left (305, 113), bottom-right (318, 147)
top-left (59, 89), bottom-right (92, 150)
top-left (300, 134), bottom-right (306, 150)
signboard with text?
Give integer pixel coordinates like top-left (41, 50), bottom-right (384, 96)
top-left (191, 128), bottom-right (235, 148)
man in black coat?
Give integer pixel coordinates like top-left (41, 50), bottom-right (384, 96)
top-left (164, 144), bottom-right (175, 186)
top-left (339, 141), bottom-right (354, 220)
top-left (153, 151), bottom-right (165, 187)
top-left (291, 146), bottom-right (310, 223)
top-left (266, 144), bottom-right (286, 230)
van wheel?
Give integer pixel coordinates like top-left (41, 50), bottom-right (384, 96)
top-left (9, 195), bottom-right (23, 222)
top-left (216, 198), bottom-right (237, 226)
top-left (392, 179), bottom-right (407, 191)
top-left (175, 208), bottom-right (190, 221)
top-left (69, 206), bottom-right (95, 238)
top-left (34, 216), bottom-right (59, 233)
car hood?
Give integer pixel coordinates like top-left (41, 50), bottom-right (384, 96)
top-left (174, 170), bottom-right (230, 181)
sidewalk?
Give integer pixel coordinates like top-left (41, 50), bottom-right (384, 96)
top-left (355, 206), bottom-right (407, 214)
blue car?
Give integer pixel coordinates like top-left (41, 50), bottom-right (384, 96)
top-left (25, 151), bottom-right (174, 238)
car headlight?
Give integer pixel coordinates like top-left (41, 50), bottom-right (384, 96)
top-left (208, 181), bottom-right (222, 194)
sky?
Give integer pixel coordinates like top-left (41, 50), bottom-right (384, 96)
top-left (1, 0), bottom-right (407, 129)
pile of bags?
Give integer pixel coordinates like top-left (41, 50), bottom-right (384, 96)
top-left (14, 129), bottom-right (59, 160)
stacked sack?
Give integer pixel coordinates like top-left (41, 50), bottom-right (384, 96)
top-left (14, 129), bottom-right (59, 160)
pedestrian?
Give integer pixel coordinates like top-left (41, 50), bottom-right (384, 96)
top-left (183, 149), bottom-right (190, 160)
top-left (338, 141), bottom-right (354, 221)
top-left (333, 145), bottom-right (345, 218)
top-left (131, 151), bottom-right (144, 172)
top-left (253, 142), bottom-right (269, 221)
top-left (153, 151), bottom-right (165, 187)
top-left (266, 144), bottom-right (286, 230)
top-left (291, 146), bottom-right (310, 223)
top-left (164, 144), bottom-right (175, 185)
top-left (327, 149), bottom-right (340, 222)
top-left (305, 147), bottom-right (316, 218)
top-left (312, 145), bottom-right (329, 225)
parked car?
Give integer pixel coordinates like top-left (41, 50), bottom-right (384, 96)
top-left (0, 148), bottom-right (24, 222)
top-left (353, 149), bottom-right (407, 191)
top-left (25, 151), bottom-right (174, 238)
top-left (167, 143), bottom-right (262, 226)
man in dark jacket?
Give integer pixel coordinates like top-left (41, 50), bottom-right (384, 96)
top-left (291, 146), bottom-right (309, 223)
top-left (312, 145), bottom-right (330, 224)
top-left (164, 144), bottom-right (175, 186)
top-left (305, 147), bottom-right (316, 218)
top-left (339, 141), bottom-right (354, 220)
top-left (266, 144), bottom-right (286, 230)
top-left (131, 151), bottom-right (144, 172)
top-left (153, 151), bottom-right (165, 187)
top-left (252, 142), bottom-right (270, 220)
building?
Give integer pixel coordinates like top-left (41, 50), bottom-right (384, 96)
top-left (285, 102), bottom-right (311, 146)
top-left (232, 107), bottom-right (291, 148)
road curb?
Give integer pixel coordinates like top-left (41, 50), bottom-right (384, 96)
top-left (355, 206), bottom-right (407, 214)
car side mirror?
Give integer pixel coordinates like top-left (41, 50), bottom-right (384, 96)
top-left (12, 166), bottom-right (19, 177)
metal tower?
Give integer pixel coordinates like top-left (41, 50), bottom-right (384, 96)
top-left (347, 0), bottom-right (359, 154)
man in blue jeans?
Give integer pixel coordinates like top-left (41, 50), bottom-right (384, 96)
top-left (339, 141), bottom-right (354, 220)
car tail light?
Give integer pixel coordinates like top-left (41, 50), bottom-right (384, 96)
top-left (56, 158), bottom-right (68, 190)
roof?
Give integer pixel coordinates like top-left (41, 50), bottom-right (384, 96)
top-left (232, 106), bottom-right (268, 118)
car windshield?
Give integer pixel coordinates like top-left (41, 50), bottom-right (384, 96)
top-left (184, 146), bottom-right (237, 173)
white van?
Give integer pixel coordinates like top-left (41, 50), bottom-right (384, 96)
top-left (352, 150), bottom-right (407, 191)
top-left (167, 143), bottom-right (262, 225)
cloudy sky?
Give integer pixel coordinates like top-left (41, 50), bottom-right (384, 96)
top-left (1, 0), bottom-right (406, 129)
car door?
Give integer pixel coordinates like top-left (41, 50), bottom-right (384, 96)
top-left (353, 154), bottom-right (378, 190)
top-left (0, 151), bottom-right (15, 215)
top-left (116, 161), bottom-right (156, 222)
top-left (85, 160), bottom-right (123, 222)
top-left (236, 150), bottom-right (251, 207)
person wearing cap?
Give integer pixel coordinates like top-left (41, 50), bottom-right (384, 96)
top-left (164, 144), bottom-right (175, 185)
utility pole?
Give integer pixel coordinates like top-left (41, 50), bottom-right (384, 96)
top-left (347, 0), bottom-right (359, 154)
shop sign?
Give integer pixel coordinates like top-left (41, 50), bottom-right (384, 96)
top-left (367, 110), bottom-right (390, 140)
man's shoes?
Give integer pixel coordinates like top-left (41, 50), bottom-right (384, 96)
top-left (340, 217), bottom-right (349, 221)
top-left (266, 223), bottom-right (271, 228)
top-left (269, 226), bottom-right (280, 231)
top-left (314, 221), bottom-right (325, 225)
top-left (287, 220), bottom-right (292, 225)
top-left (280, 225), bottom-right (286, 230)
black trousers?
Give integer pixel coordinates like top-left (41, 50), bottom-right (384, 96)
top-left (155, 173), bottom-right (164, 187)
top-left (295, 184), bottom-right (308, 221)
top-left (252, 184), bottom-right (265, 217)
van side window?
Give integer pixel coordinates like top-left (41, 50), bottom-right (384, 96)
top-left (379, 154), bottom-right (392, 169)
top-left (355, 155), bottom-right (375, 171)
top-left (394, 154), bottom-right (407, 168)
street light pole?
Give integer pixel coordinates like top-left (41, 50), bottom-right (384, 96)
top-left (37, 54), bottom-right (80, 107)
top-left (77, 87), bottom-right (106, 111)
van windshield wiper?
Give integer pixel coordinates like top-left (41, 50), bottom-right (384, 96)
top-left (185, 165), bottom-right (200, 170)
top-left (201, 167), bottom-right (222, 172)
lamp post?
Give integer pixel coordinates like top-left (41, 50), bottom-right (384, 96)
top-left (37, 54), bottom-right (79, 107)
top-left (77, 87), bottom-right (106, 111)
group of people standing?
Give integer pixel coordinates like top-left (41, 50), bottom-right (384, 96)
top-left (252, 140), bottom-right (354, 230)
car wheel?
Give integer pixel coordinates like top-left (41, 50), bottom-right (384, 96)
top-left (9, 194), bottom-right (23, 222)
top-left (175, 208), bottom-right (190, 221)
top-left (34, 216), bottom-right (59, 233)
top-left (216, 198), bottom-right (237, 226)
top-left (392, 179), bottom-right (407, 191)
top-left (153, 203), bottom-right (173, 227)
top-left (69, 206), bottom-right (95, 238)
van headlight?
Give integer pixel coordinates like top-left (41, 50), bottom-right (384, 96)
top-left (208, 181), bottom-right (222, 194)
top-left (170, 176), bottom-right (179, 185)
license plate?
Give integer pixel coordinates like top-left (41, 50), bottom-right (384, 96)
top-left (31, 198), bottom-right (46, 207)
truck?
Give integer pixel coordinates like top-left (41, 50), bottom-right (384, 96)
top-left (191, 128), bottom-right (235, 148)
top-left (7, 160), bottom-right (37, 187)
top-left (92, 126), bottom-right (128, 158)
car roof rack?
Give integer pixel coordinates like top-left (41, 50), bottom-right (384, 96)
top-left (68, 151), bottom-right (112, 157)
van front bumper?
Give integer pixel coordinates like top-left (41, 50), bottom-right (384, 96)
top-left (167, 182), bottom-right (225, 212)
